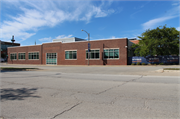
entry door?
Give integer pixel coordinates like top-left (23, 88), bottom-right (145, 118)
top-left (46, 53), bottom-right (57, 65)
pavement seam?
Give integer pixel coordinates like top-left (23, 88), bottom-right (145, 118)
top-left (96, 75), bottom-right (143, 95)
top-left (50, 102), bottom-right (82, 119)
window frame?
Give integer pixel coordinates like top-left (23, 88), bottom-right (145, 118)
top-left (103, 48), bottom-right (119, 60)
top-left (18, 53), bottom-right (26, 60)
top-left (85, 49), bottom-right (100, 60)
top-left (65, 50), bottom-right (77, 60)
top-left (46, 53), bottom-right (57, 65)
top-left (10, 53), bottom-right (17, 60)
top-left (28, 52), bottom-right (39, 60)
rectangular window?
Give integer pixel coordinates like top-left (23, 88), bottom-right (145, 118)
top-left (28, 52), bottom-right (39, 59)
top-left (65, 51), bottom-right (77, 59)
top-left (46, 53), bottom-right (57, 65)
top-left (103, 49), bottom-right (119, 59)
top-left (18, 53), bottom-right (25, 60)
top-left (10, 53), bottom-right (17, 60)
top-left (86, 50), bottom-right (100, 59)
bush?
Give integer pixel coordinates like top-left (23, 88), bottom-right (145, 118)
top-left (131, 63), bottom-right (135, 65)
top-left (159, 63), bottom-right (164, 65)
top-left (141, 63), bottom-right (146, 65)
top-left (137, 62), bottom-right (141, 65)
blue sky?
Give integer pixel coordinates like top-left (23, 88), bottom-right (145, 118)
top-left (0, 0), bottom-right (179, 46)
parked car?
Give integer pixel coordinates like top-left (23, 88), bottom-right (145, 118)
top-left (4, 57), bottom-right (8, 62)
top-left (1, 58), bottom-right (5, 62)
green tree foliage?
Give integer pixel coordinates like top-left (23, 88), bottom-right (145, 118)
top-left (131, 25), bottom-right (179, 57)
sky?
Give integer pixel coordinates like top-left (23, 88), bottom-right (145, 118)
top-left (0, 0), bottom-right (179, 46)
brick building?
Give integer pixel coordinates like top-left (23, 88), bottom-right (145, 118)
top-left (7, 38), bottom-right (131, 65)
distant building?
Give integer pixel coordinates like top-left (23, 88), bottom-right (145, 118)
top-left (1, 40), bottom-right (20, 60)
top-left (52, 37), bottom-right (85, 43)
top-left (128, 38), bottom-right (140, 56)
top-left (8, 37), bottom-right (134, 65)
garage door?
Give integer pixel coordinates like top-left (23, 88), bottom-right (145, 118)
top-left (46, 53), bottom-right (57, 65)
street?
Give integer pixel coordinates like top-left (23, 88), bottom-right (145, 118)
top-left (0, 65), bottom-right (180, 118)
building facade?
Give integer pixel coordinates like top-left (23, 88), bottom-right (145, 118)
top-left (7, 38), bottom-right (128, 65)
top-left (1, 40), bottom-right (20, 61)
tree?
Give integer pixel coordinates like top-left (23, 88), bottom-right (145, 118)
top-left (131, 25), bottom-right (179, 57)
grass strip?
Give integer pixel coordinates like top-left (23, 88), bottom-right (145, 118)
top-left (163, 68), bottom-right (180, 70)
top-left (1, 67), bottom-right (39, 71)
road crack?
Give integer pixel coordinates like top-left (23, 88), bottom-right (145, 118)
top-left (50, 102), bottom-right (82, 119)
top-left (96, 75), bottom-right (143, 95)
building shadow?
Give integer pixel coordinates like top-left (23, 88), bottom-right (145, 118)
top-left (102, 52), bottom-right (107, 65)
top-left (1, 70), bottom-right (25, 73)
top-left (1, 88), bottom-right (40, 101)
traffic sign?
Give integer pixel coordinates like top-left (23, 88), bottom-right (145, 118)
top-left (88, 43), bottom-right (90, 52)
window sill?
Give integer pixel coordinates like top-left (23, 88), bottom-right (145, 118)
top-left (65, 59), bottom-right (77, 60)
top-left (28, 59), bottom-right (39, 60)
top-left (103, 58), bottom-right (119, 60)
top-left (86, 59), bottom-right (100, 60)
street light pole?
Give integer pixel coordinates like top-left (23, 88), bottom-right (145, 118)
top-left (81, 29), bottom-right (90, 66)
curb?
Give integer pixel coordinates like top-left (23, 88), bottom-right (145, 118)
top-left (163, 70), bottom-right (180, 72)
top-left (156, 69), bottom-right (180, 73)
top-left (155, 69), bottom-right (164, 73)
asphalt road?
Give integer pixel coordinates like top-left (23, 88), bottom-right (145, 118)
top-left (0, 65), bottom-right (180, 119)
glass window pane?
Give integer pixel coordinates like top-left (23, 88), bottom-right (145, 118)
top-left (109, 52), bottom-right (113, 58)
top-left (95, 53), bottom-right (99, 58)
top-left (91, 52), bottom-right (94, 59)
top-left (86, 53), bottom-right (88, 59)
top-left (114, 51), bottom-right (119, 58)
top-left (65, 53), bottom-right (69, 59)
top-left (114, 49), bottom-right (119, 52)
top-left (69, 52), bottom-right (72, 59)
top-left (104, 52), bottom-right (108, 58)
top-left (109, 49), bottom-right (113, 52)
top-left (73, 53), bottom-right (76, 59)
top-left (95, 50), bottom-right (99, 53)
top-left (34, 55), bottom-right (36, 59)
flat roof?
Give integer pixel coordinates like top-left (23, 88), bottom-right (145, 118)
top-left (8, 38), bottom-right (128, 48)
top-left (0, 40), bottom-right (20, 45)
top-left (43, 38), bottom-right (128, 44)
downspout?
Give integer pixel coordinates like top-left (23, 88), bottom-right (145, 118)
top-left (127, 38), bottom-right (128, 65)
top-left (41, 44), bottom-right (43, 64)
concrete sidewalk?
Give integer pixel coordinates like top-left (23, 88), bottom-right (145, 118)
top-left (1, 63), bottom-right (180, 76)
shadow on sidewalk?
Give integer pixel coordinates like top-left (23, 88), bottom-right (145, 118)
top-left (1, 88), bottom-right (41, 101)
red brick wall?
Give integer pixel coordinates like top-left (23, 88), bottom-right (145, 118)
top-left (8, 45), bottom-right (42, 64)
top-left (42, 42), bottom-right (62, 65)
top-left (7, 38), bottom-right (128, 65)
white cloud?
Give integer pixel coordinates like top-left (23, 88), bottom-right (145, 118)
top-left (142, 4), bottom-right (180, 30)
top-left (176, 27), bottom-right (180, 31)
top-left (142, 16), bottom-right (177, 30)
top-left (55, 35), bottom-right (73, 39)
top-left (38, 34), bottom-right (73, 43)
top-left (0, 0), bottom-right (115, 41)
top-left (38, 37), bottom-right (52, 42)
top-left (110, 36), bottom-right (118, 39)
top-left (80, 4), bottom-right (115, 23)
top-left (172, 3), bottom-right (179, 6)
top-left (172, 1), bottom-right (179, 6)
